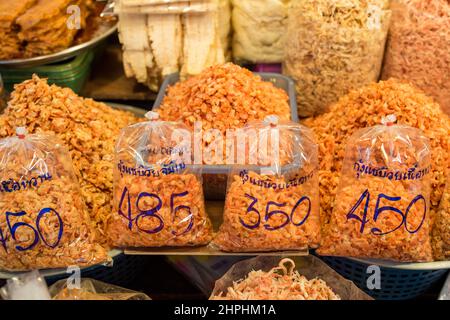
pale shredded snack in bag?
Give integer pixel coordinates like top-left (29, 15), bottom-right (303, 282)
top-left (382, 0), bottom-right (450, 115)
top-left (0, 130), bottom-right (107, 271)
top-left (50, 278), bottom-right (151, 300)
top-left (210, 258), bottom-right (340, 300)
top-left (318, 118), bottom-right (433, 262)
top-left (109, 113), bottom-right (213, 247)
top-left (303, 79), bottom-right (450, 260)
top-left (0, 76), bottom-right (139, 246)
top-left (283, 0), bottom-right (390, 117)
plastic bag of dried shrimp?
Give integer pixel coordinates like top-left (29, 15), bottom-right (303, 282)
top-left (213, 116), bottom-right (321, 252)
top-left (50, 278), bottom-right (151, 300)
top-left (318, 115), bottom-right (434, 262)
top-left (283, 0), bottom-right (391, 117)
top-left (433, 175), bottom-right (450, 260)
top-left (0, 128), bottom-right (108, 272)
top-left (108, 112), bottom-right (213, 247)
top-left (210, 256), bottom-right (371, 300)
top-left (382, 0), bottom-right (450, 115)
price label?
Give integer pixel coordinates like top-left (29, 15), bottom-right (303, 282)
top-left (0, 208), bottom-right (63, 252)
top-left (240, 194), bottom-right (311, 231)
top-left (346, 189), bottom-right (427, 235)
top-left (118, 187), bottom-right (193, 236)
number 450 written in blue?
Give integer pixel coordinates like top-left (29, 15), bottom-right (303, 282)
top-left (346, 189), bottom-right (427, 235)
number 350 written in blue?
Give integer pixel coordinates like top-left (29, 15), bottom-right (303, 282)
top-left (240, 194), bottom-right (312, 231)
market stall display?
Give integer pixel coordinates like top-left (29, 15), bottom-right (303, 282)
top-left (0, 76), bottom-right (140, 246)
top-left (213, 117), bottom-right (321, 252)
top-left (284, 0), bottom-right (390, 117)
top-left (115, 0), bottom-right (230, 91)
top-left (109, 112), bottom-right (213, 247)
top-left (0, 129), bottom-right (108, 271)
top-left (50, 278), bottom-right (151, 300)
top-left (382, 0), bottom-right (450, 115)
top-left (210, 256), bottom-right (371, 300)
top-left (303, 79), bottom-right (450, 261)
top-left (0, 0), bottom-right (95, 60)
top-left (231, 0), bottom-right (290, 63)
top-left (318, 116), bottom-right (433, 262)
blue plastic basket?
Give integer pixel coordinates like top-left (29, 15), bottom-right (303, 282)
top-left (321, 256), bottom-right (448, 300)
top-left (44, 254), bottom-right (147, 288)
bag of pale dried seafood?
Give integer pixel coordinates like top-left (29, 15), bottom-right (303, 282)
top-left (283, 0), bottom-right (391, 117)
top-left (213, 116), bottom-right (321, 252)
top-left (318, 115), bottom-right (434, 262)
top-left (0, 128), bottom-right (108, 271)
top-left (108, 112), bottom-right (213, 247)
top-left (210, 256), bottom-right (371, 300)
top-left (50, 278), bottom-right (151, 300)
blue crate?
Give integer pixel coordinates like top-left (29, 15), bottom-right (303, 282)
top-left (321, 256), bottom-right (448, 300)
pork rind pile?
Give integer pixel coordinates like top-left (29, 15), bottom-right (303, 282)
top-left (109, 115), bottom-right (213, 247)
top-left (0, 132), bottom-right (107, 271)
top-left (318, 121), bottom-right (433, 262)
top-left (284, 0), bottom-right (391, 117)
top-left (210, 258), bottom-right (340, 300)
top-left (214, 119), bottom-right (320, 252)
top-left (382, 0), bottom-right (450, 115)
top-left (0, 75), bottom-right (140, 246)
top-left (157, 63), bottom-right (291, 164)
top-left (303, 79), bottom-right (450, 260)
top-left (50, 278), bottom-right (151, 300)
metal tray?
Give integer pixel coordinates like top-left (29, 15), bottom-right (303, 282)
top-left (0, 22), bottom-right (117, 69)
top-left (0, 250), bottom-right (121, 280)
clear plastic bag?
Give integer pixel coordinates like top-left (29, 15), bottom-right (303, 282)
top-left (210, 256), bottom-right (371, 300)
top-left (283, 0), bottom-right (391, 117)
top-left (318, 116), bottom-right (434, 262)
top-left (213, 116), bottom-right (321, 252)
top-left (433, 175), bottom-right (450, 260)
top-left (1, 271), bottom-right (51, 300)
top-left (50, 278), bottom-right (151, 300)
top-left (382, 0), bottom-right (450, 115)
top-left (0, 129), bottom-right (108, 271)
top-left (108, 112), bottom-right (213, 247)
top-left (231, 0), bottom-right (291, 63)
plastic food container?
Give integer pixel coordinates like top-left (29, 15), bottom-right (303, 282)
top-left (153, 72), bottom-right (299, 199)
top-left (0, 50), bottom-right (94, 94)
